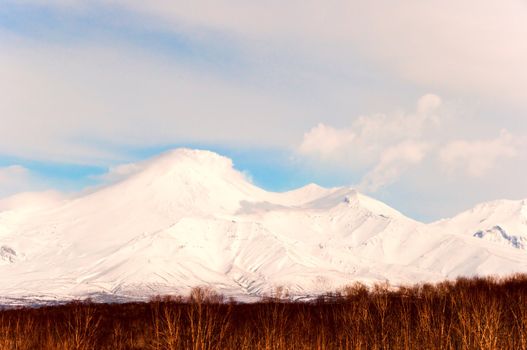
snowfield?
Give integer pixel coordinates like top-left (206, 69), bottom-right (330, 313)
top-left (1, 149), bottom-right (527, 305)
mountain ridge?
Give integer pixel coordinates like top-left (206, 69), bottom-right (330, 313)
top-left (0, 148), bottom-right (526, 304)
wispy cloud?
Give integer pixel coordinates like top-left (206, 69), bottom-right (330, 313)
top-left (298, 94), bottom-right (525, 193)
top-left (439, 130), bottom-right (522, 177)
top-left (298, 94), bottom-right (441, 191)
top-left (0, 165), bottom-right (38, 197)
top-left (0, 34), bottom-right (306, 163)
top-left (16, 1), bottom-right (527, 104)
top-left (359, 141), bottom-right (430, 192)
top-left (93, 162), bottom-right (146, 184)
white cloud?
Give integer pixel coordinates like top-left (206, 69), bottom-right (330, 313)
top-left (439, 130), bottom-right (521, 177)
top-left (298, 94), bottom-right (441, 191)
top-left (0, 166), bottom-right (38, 197)
top-left (95, 162), bottom-right (146, 183)
top-left (298, 94), bottom-right (525, 192)
top-left (299, 94), bottom-right (441, 162)
top-left (417, 94), bottom-right (442, 116)
top-left (359, 141), bottom-right (429, 192)
top-left (297, 123), bottom-right (355, 160)
top-left (349, 2), bottom-right (527, 105)
top-left (0, 165), bottom-right (28, 182)
top-left (0, 35), bottom-right (308, 164)
top-left (24, 1), bottom-right (527, 105)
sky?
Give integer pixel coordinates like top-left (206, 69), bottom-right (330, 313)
top-left (1, 1), bottom-right (527, 221)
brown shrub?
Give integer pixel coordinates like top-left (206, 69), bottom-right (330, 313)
top-left (1, 275), bottom-right (527, 349)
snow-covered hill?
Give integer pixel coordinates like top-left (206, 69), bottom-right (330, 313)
top-left (1, 148), bottom-right (527, 304)
top-left (432, 199), bottom-right (527, 249)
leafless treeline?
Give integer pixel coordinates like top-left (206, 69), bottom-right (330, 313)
top-left (1, 274), bottom-right (527, 349)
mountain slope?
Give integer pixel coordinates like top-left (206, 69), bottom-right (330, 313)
top-left (1, 148), bottom-right (527, 304)
top-left (433, 199), bottom-right (527, 249)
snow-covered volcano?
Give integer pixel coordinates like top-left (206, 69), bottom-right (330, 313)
top-left (1, 149), bottom-right (527, 304)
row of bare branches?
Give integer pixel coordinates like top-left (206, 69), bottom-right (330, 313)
top-left (1, 275), bottom-right (527, 349)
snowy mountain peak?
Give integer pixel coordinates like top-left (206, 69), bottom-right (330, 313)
top-left (433, 197), bottom-right (527, 251)
top-left (147, 148), bottom-right (235, 172)
top-left (306, 187), bottom-right (407, 220)
top-left (126, 148), bottom-right (245, 185)
top-left (343, 189), bottom-right (360, 205)
top-left (69, 148), bottom-right (264, 218)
